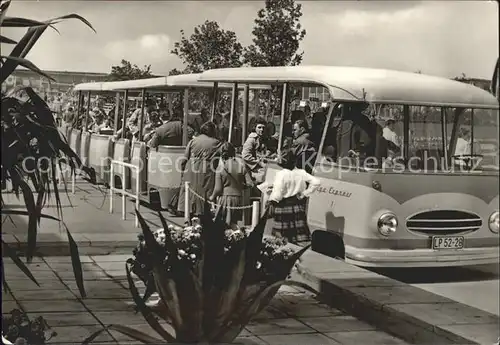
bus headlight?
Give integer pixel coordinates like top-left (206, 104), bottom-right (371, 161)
top-left (377, 213), bottom-right (398, 236)
top-left (489, 211), bottom-right (499, 233)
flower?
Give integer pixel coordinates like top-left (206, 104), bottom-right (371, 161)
top-left (2, 309), bottom-right (55, 344)
top-left (153, 228), bottom-right (166, 244)
top-left (128, 221), bottom-right (303, 304)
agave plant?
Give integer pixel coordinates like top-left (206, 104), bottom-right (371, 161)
top-left (84, 204), bottom-right (316, 344)
top-left (1, 0), bottom-right (96, 298)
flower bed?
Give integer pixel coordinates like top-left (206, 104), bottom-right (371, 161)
top-left (85, 204), bottom-right (314, 344)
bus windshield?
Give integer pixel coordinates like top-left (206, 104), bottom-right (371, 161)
top-left (321, 103), bottom-right (499, 173)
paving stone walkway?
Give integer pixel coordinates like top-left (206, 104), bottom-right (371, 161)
top-left (3, 254), bottom-right (410, 345)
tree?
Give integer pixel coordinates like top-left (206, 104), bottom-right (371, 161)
top-left (168, 68), bottom-right (184, 76)
top-left (169, 21), bottom-right (244, 115)
top-left (243, 0), bottom-right (306, 67)
top-left (242, 0), bottom-right (306, 117)
top-left (170, 20), bottom-right (243, 74)
top-left (107, 59), bottom-right (153, 81)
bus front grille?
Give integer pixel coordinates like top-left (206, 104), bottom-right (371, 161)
top-left (406, 210), bottom-right (482, 236)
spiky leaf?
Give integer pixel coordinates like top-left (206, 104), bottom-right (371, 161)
top-left (125, 262), bottom-right (176, 342)
top-left (81, 324), bottom-right (163, 344)
top-left (1, 240), bottom-right (40, 287)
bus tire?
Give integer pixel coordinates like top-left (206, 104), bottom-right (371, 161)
top-left (311, 230), bottom-right (345, 260)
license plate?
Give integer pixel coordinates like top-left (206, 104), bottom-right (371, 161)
top-left (432, 236), bottom-right (464, 250)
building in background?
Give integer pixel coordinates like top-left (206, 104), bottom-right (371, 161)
top-left (2, 68), bottom-right (108, 99)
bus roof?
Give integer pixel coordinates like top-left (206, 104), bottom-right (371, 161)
top-left (199, 66), bottom-right (499, 109)
top-left (73, 82), bottom-right (107, 91)
top-left (101, 77), bottom-right (168, 91)
top-left (97, 73), bottom-right (271, 91)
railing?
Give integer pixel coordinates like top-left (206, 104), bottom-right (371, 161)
top-left (110, 160), bottom-right (140, 228)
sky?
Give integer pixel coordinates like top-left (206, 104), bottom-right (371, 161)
top-left (2, 0), bottom-right (499, 79)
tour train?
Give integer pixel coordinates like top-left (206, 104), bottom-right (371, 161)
top-left (68, 66), bottom-right (499, 268)
top-left (69, 74), bottom-right (271, 214)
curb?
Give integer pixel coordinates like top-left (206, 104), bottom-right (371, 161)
top-left (292, 250), bottom-right (499, 345)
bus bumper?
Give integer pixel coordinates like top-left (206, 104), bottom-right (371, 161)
top-left (345, 245), bottom-right (500, 268)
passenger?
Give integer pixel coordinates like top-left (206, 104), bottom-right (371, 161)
top-left (282, 110), bottom-right (305, 149)
top-left (128, 103), bottom-right (153, 139)
top-left (382, 119), bottom-right (401, 153)
top-left (212, 112), bottom-right (223, 128)
top-left (86, 107), bottom-right (97, 128)
top-left (177, 121), bottom-right (222, 217)
top-left (114, 116), bottom-right (128, 140)
top-left (242, 117), bottom-right (268, 184)
top-left (90, 111), bottom-right (106, 133)
top-left (454, 127), bottom-right (472, 157)
top-left (209, 142), bottom-right (254, 227)
top-left (337, 103), bottom-right (376, 160)
top-left (453, 127), bottom-right (480, 168)
top-left (52, 95), bottom-right (63, 126)
top-left (264, 123), bottom-right (279, 156)
top-left (191, 108), bottom-right (209, 135)
top-left (292, 119), bottom-right (317, 174)
top-left (101, 116), bottom-right (114, 132)
top-left (303, 104), bottom-right (311, 121)
top-left (148, 109), bottom-right (188, 148)
top-left (63, 106), bottom-right (75, 128)
top-left (218, 112), bottom-right (231, 141)
top-left (143, 111), bottom-right (162, 143)
top-left (310, 111), bottom-right (326, 149)
top-left (267, 149), bottom-right (320, 244)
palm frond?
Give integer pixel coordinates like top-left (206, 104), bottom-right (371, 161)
top-left (1, 6), bottom-right (96, 300)
top-left (82, 324), bottom-right (163, 345)
top-left (1, 55), bottom-right (56, 81)
top-left (2, 16), bottom-right (56, 30)
top-left (0, 0), bottom-right (11, 26)
top-left (0, 34), bottom-right (16, 44)
top-left (0, 12), bottom-right (95, 83)
top-left (2, 240), bottom-right (40, 287)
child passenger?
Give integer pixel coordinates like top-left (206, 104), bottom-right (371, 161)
top-left (210, 142), bottom-right (254, 227)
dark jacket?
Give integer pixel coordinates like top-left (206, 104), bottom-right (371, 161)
top-left (292, 132), bottom-right (317, 173)
top-left (337, 112), bottom-right (375, 158)
top-left (149, 120), bottom-right (183, 148)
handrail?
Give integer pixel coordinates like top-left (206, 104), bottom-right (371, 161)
top-left (110, 159), bottom-right (140, 228)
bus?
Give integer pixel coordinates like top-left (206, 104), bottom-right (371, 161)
top-left (198, 65), bottom-right (499, 267)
